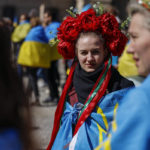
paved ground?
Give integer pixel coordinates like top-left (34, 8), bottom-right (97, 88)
top-left (28, 60), bottom-right (66, 150)
top-left (31, 104), bottom-right (56, 150)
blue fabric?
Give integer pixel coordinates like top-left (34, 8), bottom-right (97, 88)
top-left (112, 56), bottom-right (118, 66)
top-left (0, 128), bottom-right (22, 150)
top-left (25, 25), bottom-right (49, 43)
top-left (99, 75), bottom-right (150, 150)
top-left (52, 88), bottom-right (131, 150)
top-left (52, 102), bottom-right (83, 150)
top-left (13, 16), bottom-right (18, 24)
top-left (82, 4), bottom-right (92, 12)
top-left (45, 22), bottom-right (60, 41)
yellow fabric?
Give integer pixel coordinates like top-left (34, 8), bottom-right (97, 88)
top-left (17, 41), bottom-right (51, 68)
top-left (118, 45), bottom-right (138, 77)
top-left (111, 103), bottom-right (118, 132)
top-left (11, 23), bottom-right (31, 43)
top-left (94, 135), bottom-right (111, 150)
top-left (50, 40), bottom-right (62, 61)
top-left (96, 106), bottom-right (108, 144)
top-left (66, 68), bottom-right (70, 75)
top-left (95, 104), bottom-right (119, 150)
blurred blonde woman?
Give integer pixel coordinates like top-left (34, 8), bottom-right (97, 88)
top-left (96, 1), bottom-right (150, 150)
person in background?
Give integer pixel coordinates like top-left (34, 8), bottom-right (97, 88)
top-left (43, 9), bottom-right (62, 103)
top-left (11, 13), bottom-right (31, 56)
top-left (105, 5), bottom-right (121, 24)
top-left (11, 13), bottom-right (31, 77)
top-left (95, 1), bottom-right (150, 150)
top-left (47, 6), bottom-right (134, 150)
top-left (17, 16), bottom-right (51, 105)
top-left (0, 19), bottom-right (33, 150)
top-left (2, 17), bottom-right (13, 32)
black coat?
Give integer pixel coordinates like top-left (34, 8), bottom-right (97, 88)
top-left (107, 67), bottom-right (135, 93)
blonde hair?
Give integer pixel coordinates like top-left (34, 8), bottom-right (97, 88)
top-left (128, 3), bottom-right (150, 31)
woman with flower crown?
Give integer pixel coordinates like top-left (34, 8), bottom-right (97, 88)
top-left (95, 1), bottom-right (150, 150)
top-left (47, 5), bottom-right (134, 150)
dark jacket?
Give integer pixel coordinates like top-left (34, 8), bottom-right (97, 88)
top-left (107, 67), bottom-right (134, 94)
top-left (71, 65), bottom-right (135, 104)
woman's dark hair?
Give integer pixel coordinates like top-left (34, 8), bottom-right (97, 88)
top-left (0, 22), bottom-right (32, 149)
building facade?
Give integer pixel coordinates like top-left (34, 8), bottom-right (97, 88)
top-left (0, 0), bottom-right (135, 22)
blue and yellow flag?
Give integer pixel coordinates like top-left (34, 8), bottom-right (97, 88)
top-left (51, 88), bottom-right (131, 150)
top-left (11, 20), bottom-right (31, 43)
top-left (95, 75), bottom-right (150, 150)
top-left (45, 22), bottom-right (62, 61)
top-left (17, 25), bottom-right (51, 68)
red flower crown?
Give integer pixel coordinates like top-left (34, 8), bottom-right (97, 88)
top-left (57, 8), bottom-right (128, 59)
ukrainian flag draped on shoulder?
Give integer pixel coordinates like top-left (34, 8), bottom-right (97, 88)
top-left (95, 75), bottom-right (150, 150)
top-left (51, 84), bottom-right (130, 150)
top-left (11, 20), bottom-right (31, 43)
top-left (17, 25), bottom-right (51, 68)
top-left (47, 58), bottom-right (132, 150)
top-left (45, 22), bottom-right (62, 61)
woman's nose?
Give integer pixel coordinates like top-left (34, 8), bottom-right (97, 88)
top-left (87, 53), bottom-right (94, 61)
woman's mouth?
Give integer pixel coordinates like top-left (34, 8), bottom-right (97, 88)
top-left (86, 64), bottom-right (95, 67)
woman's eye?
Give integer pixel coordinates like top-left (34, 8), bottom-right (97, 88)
top-left (129, 34), bottom-right (138, 40)
top-left (131, 35), bottom-right (137, 39)
top-left (92, 50), bottom-right (100, 55)
top-left (80, 51), bottom-right (87, 55)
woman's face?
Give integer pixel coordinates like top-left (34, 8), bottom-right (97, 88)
top-left (128, 13), bottom-right (150, 76)
top-left (76, 33), bottom-right (106, 72)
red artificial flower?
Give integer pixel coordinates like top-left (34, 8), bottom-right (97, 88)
top-left (99, 13), bottom-right (119, 36)
top-left (78, 9), bottom-right (100, 31)
top-left (106, 30), bottom-right (128, 56)
top-left (57, 16), bottom-right (80, 42)
top-left (57, 40), bottom-right (75, 59)
top-left (57, 9), bottom-right (128, 59)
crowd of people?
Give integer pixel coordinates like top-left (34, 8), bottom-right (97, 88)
top-left (11, 10), bottom-right (62, 105)
top-left (0, 0), bottom-right (150, 149)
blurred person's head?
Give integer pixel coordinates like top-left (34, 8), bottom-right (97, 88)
top-left (105, 5), bottom-right (119, 16)
top-left (127, 2), bottom-right (150, 76)
top-left (2, 17), bottom-right (13, 32)
top-left (28, 8), bottom-right (38, 18)
top-left (105, 5), bottom-right (121, 24)
top-left (30, 16), bottom-right (41, 28)
top-left (19, 13), bottom-right (28, 23)
top-left (0, 22), bottom-right (33, 150)
top-left (43, 10), bottom-right (52, 26)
